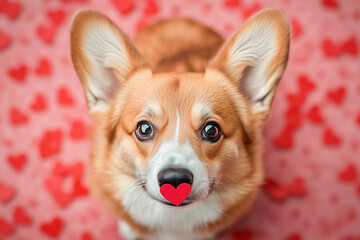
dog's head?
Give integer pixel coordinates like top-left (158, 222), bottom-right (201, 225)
top-left (71, 8), bottom-right (289, 228)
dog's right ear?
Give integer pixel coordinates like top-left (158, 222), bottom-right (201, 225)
top-left (71, 10), bottom-right (149, 112)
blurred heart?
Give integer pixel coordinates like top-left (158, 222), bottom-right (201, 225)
top-left (58, 87), bottom-right (75, 106)
top-left (40, 217), bottom-right (63, 238)
top-left (8, 64), bottom-right (27, 82)
top-left (39, 129), bottom-right (63, 158)
top-left (112, 0), bottom-right (134, 15)
top-left (0, 217), bottom-right (15, 236)
top-left (7, 153), bottom-right (27, 171)
top-left (273, 127), bottom-right (293, 149)
top-left (0, 30), bottom-right (11, 50)
top-left (47, 9), bottom-right (66, 26)
top-left (36, 25), bottom-right (56, 44)
top-left (13, 206), bottom-right (32, 225)
top-left (338, 164), bottom-right (357, 182)
top-left (9, 108), bottom-right (28, 125)
top-left (30, 94), bottom-right (47, 111)
top-left (307, 105), bottom-right (324, 124)
top-left (35, 58), bottom-right (52, 76)
top-left (0, 0), bottom-right (22, 19)
top-left (323, 128), bottom-right (341, 146)
top-left (160, 183), bottom-right (191, 206)
top-left (328, 87), bottom-right (346, 105)
top-left (0, 181), bottom-right (15, 203)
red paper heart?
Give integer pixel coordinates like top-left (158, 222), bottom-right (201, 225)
top-left (13, 206), bottom-right (32, 225)
top-left (224, 0), bottom-right (240, 8)
top-left (9, 108), bottom-right (28, 125)
top-left (328, 87), bottom-right (346, 105)
top-left (58, 87), bottom-right (75, 106)
top-left (307, 105), bottom-right (324, 124)
top-left (0, 181), bottom-right (15, 203)
top-left (322, 39), bottom-right (342, 57)
top-left (30, 94), bottom-right (47, 111)
top-left (40, 217), bottom-right (63, 238)
top-left (264, 179), bottom-right (289, 202)
top-left (35, 58), bottom-right (52, 76)
top-left (0, 217), bottom-right (15, 236)
top-left (160, 183), bottom-right (191, 206)
top-left (39, 129), bottom-right (63, 158)
top-left (112, 0), bottom-right (134, 15)
top-left (298, 75), bottom-right (316, 93)
top-left (0, 30), bottom-right (11, 50)
top-left (47, 9), bottom-right (66, 26)
top-left (273, 127), bottom-right (293, 149)
top-left (70, 120), bottom-right (87, 140)
top-left (285, 108), bottom-right (302, 130)
top-left (44, 175), bottom-right (73, 207)
top-left (342, 38), bottom-right (358, 56)
top-left (338, 164), bottom-right (357, 182)
top-left (0, 0), bottom-right (22, 19)
top-left (242, 3), bottom-right (261, 19)
top-left (287, 177), bottom-right (307, 196)
top-left (72, 180), bottom-right (88, 197)
top-left (285, 233), bottom-right (302, 240)
top-left (232, 229), bottom-right (253, 240)
top-left (8, 153), bottom-right (27, 171)
top-left (8, 64), bottom-right (27, 82)
top-left (36, 25), bottom-right (56, 44)
top-left (143, 0), bottom-right (158, 15)
top-left (82, 232), bottom-right (94, 240)
top-left (53, 161), bottom-right (84, 180)
top-left (322, 0), bottom-right (338, 8)
top-left (291, 19), bottom-right (302, 38)
top-left (323, 128), bottom-right (341, 146)
top-left (287, 92), bottom-right (306, 109)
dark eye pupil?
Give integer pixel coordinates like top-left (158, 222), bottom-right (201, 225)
top-left (140, 124), bottom-right (151, 136)
top-left (205, 125), bottom-right (217, 137)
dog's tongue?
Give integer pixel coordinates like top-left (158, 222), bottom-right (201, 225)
top-left (160, 183), bottom-right (191, 206)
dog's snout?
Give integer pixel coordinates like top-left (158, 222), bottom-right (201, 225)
top-left (157, 168), bottom-right (193, 188)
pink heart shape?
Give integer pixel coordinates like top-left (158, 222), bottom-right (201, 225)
top-left (160, 183), bottom-right (191, 206)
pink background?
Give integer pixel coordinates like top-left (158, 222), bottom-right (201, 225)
top-left (1, 0), bottom-right (360, 239)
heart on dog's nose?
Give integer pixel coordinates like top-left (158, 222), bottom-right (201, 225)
top-left (160, 183), bottom-right (191, 206)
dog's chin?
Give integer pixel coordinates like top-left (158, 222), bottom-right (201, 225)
top-left (142, 185), bottom-right (207, 208)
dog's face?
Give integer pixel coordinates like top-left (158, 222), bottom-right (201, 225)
top-left (71, 8), bottom-right (289, 229)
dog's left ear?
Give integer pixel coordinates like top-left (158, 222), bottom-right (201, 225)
top-left (71, 10), bottom-right (149, 112)
top-left (207, 8), bottom-right (290, 121)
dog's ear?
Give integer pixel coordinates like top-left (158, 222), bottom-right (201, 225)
top-left (71, 10), bottom-right (149, 112)
top-left (207, 8), bottom-right (290, 120)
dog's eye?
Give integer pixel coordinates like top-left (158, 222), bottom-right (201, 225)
top-left (201, 121), bottom-right (221, 143)
top-left (135, 121), bottom-right (154, 141)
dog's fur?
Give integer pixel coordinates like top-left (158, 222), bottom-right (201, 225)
top-left (71, 8), bottom-right (290, 240)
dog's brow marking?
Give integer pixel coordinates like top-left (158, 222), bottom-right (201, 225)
top-left (142, 102), bottom-right (162, 117)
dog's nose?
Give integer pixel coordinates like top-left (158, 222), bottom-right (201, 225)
top-left (157, 168), bottom-right (193, 188)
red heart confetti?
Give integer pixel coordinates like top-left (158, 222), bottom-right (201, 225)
top-left (39, 129), bottom-right (63, 158)
top-left (0, 217), bottom-right (15, 236)
top-left (285, 108), bottom-right (302, 130)
top-left (0, 30), bottom-right (11, 50)
top-left (273, 127), bottom-right (293, 149)
top-left (160, 183), bottom-right (191, 206)
top-left (338, 164), bottom-right (357, 182)
top-left (264, 179), bottom-right (289, 202)
top-left (327, 86), bottom-right (346, 105)
top-left (44, 175), bottom-right (73, 207)
top-left (7, 153), bottom-right (27, 171)
top-left (0, 181), bottom-right (15, 203)
top-left (242, 3), bottom-right (261, 19)
top-left (285, 233), bottom-right (302, 240)
top-left (30, 94), bottom-right (47, 111)
top-left (47, 9), bottom-right (66, 26)
top-left (8, 64), bottom-right (27, 82)
top-left (323, 128), bottom-right (341, 146)
top-left (298, 74), bottom-right (316, 93)
top-left (58, 87), bottom-right (75, 106)
top-left (82, 232), bottom-right (95, 240)
top-left (13, 206), bottom-right (32, 225)
top-left (40, 217), bottom-right (63, 238)
top-left (112, 0), bottom-right (134, 15)
top-left (307, 105), bottom-right (324, 124)
top-left (36, 25), bottom-right (56, 44)
top-left (35, 58), bottom-right (52, 76)
top-left (9, 108), bottom-right (28, 125)
top-left (322, 0), bottom-right (338, 8)
top-left (322, 39), bottom-right (343, 57)
top-left (287, 92), bottom-right (306, 109)
top-left (0, 0), bottom-right (22, 19)
top-left (342, 38), bottom-right (358, 56)
top-left (143, 0), bottom-right (159, 16)
top-left (72, 180), bottom-right (88, 197)
top-left (232, 229), bottom-right (253, 240)
top-left (291, 19), bottom-right (302, 39)
top-left (223, 0), bottom-right (241, 8)
top-left (70, 120), bottom-right (87, 140)
top-left (287, 177), bottom-right (307, 196)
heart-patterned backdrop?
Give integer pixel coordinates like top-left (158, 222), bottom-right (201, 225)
top-left (0, 0), bottom-right (360, 239)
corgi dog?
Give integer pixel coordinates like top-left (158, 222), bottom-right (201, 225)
top-left (71, 8), bottom-right (290, 240)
